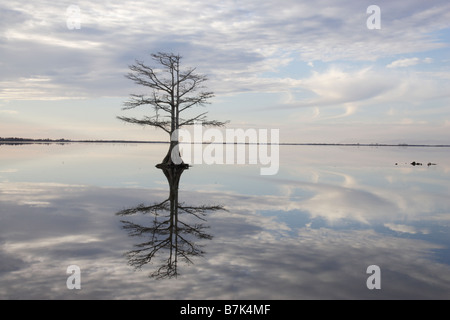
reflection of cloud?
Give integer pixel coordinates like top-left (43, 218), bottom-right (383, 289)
top-left (300, 185), bottom-right (394, 223)
top-left (0, 182), bottom-right (85, 207)
top-left (4, 235), bottom-right (101, 251)
top-left (1, 177), bottom-right (449, 299)
top-left (384, 223), bottom-right (429, 235)
top-left (200, 227), bottom-right (449, 299)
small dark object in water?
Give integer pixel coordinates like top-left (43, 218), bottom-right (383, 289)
top-left (427, 162), bottom-right (437, 166)
top-left (411, 161), bottom-right (422, 166)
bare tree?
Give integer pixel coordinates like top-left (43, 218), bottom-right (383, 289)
top-left (118, 52), bottom-right (228, 166)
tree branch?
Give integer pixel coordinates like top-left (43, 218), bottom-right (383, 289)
top-left (117, 116), bottom-right (171, 133)
top-left (119, 52), bottom-right (228, 140)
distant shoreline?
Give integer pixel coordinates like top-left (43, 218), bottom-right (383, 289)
top-left (0, 138), bottom-right (167, 144)
top-left (1, 137), bottom-right (449, 147)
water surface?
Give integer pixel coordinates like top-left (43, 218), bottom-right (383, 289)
top-left (1, 143), bottom-right (449, 299)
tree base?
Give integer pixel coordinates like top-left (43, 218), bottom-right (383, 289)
top-left (156, 162), bottom-right (190, 169)
top-left (157, 142), bottom-right (190, 169)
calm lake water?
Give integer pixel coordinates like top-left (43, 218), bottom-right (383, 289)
top-left (1, 142), bottom-right (450, 299)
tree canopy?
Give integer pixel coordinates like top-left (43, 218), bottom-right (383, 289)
top-left (118, 52), bottom-right (227, 135)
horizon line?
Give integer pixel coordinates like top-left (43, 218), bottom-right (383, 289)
top-left (1, 137), bottom-right (449, 147)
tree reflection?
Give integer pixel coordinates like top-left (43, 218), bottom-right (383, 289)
top-left (116, 164), bottom-right (225, 279)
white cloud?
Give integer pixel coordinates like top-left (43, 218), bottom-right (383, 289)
top-left (1, 0), bottom-right (450, 100)
top-left (0, 109), bottom-right (18, 114)
top-left (277, 64), bottom-right (450, 122)
top-left (386, 57), bottom-right (434, 68)
top-left (1, 0), bottom-right (450, 142)
top-left (289, 67), bottom-right (397, 108)
top-left (387, 57), bottom-right (421, 68)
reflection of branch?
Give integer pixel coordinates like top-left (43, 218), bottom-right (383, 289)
top-left (179, 203), bottom-right (225, 221)
top-left (116, 200), bottom-right (170, 216)
top-left (116, 165), bottom-right (226, 279)
top-left (178, 220), bottom-right (213, 240)
top-left (118, 205), bottom-right (218, 277)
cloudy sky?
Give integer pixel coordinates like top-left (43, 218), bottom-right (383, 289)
top-left (1, 0), bottom-right (450, 143)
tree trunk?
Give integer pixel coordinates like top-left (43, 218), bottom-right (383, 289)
top-left (158, 140), bottom-right (189, 168)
